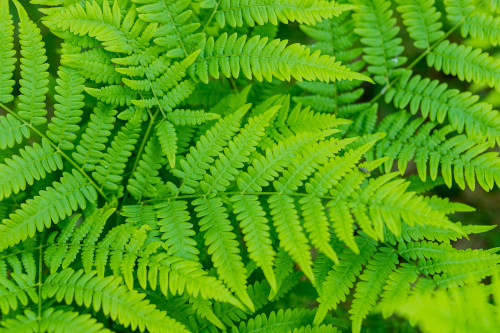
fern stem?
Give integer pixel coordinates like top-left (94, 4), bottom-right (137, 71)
top-left (368, 19), bottom-right (465, 105)
top-left (0, 103), bottom-right (109, 201)
top-left (201, 0), bottom-right (221, 35)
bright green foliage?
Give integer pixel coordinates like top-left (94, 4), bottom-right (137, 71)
top-left (214, 0), bottom-right (354, 27)
top-left (46, 63), bottom-right (86, 150)
top-left (0, 1), bottom-right (499, 333)
top-left (0, 0), bottom-right (15, 103)
top-left (393, 274), bottom-right (500, 333)
top-left (15, 0), bottom-right (50, 127)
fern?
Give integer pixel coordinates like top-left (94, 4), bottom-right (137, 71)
top-left (0, 1), bottom-right (499, 332)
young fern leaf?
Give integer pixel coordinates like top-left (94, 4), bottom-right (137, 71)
top-left (0, 139), bottom-right (63, 200)
top-left (85, 84), bottom-right (137, 107)
top-left (14, 0), bottom-right (50, 127)
top-left (191, 33), bottom-right (372, 84)
top-left (214, 0), bottom-right (355, 27)
top-left (0, 250), bottom-right (38, 314)
top-left (0, 0), bottom-right (16, 104)
top-left (0, 170), bottom-right (97, 251)
top-left (378, 263), bottom-right (420, 318)
top-left (237, 129), bottom-right (337, 193)
top-left (166, 109), bottom-right (220, 126)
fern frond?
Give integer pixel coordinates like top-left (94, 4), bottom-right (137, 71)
top-left (444, 0), bottom-right (500, 46)
top-left (174, 105), bottom-right (249, 194)
top-left (93, 109), bottom-right (143, 191)
top-left (132, 0), bottom-right (203, 54)
top-left (0, 307), bottom-right (111, 333)
top-left (156, 119), bottom-right (177, 168)
top-left (214, 0), bottom-right (354, 27)
top-left (44, 0), bottom-right (155, 54)
top-left (85, 85), bottom-right (137, 106)
top-left (374, 111), bottom-right (500, 190)
top-left (231, 194), bottom-right (277, 291)
top-left (378, 263), bottom-right (420, 318)
top-left (269, 194), bottom-right (314, 283)
top-left (0, 170), bottom-right (97, 251)
top-left (42, 268), bottom-right (189, 333)
top-left (166, 109), bottom-right (220, 126)
top-left (0, 251), bottom-right (37, 314)
top-left (349, 247), bottom-right (398, 333)
top-left (395, 0), bottom-right (444, 50)
top-left (201, 106), bottom-right (278, 194)
top-left (15, 0), bottom-right (49, 127)
top-left (46, 64), bottom-right (86, 150)
top-left (0, 0), bottom-right (16, 103)
top-left (62, 47), bottom-right (123, 84)
top-left (193, 196), bottom-right (254, 311)
top-left (314, 236), bottom-right (378, 325)
top-left (73, 103), bottom-right (117, 172)
top-left (45, 206), bottom-right (114, 273)
top-left (191, 33), bottom-right (371, 84)
top-left (155, 199), bottom-right (199, 261)
top-left (0, 114), bottom-right (30, 149)
top-left (427, 40), bottom-right (500, 90)
top-left (385, 70), bottom-right (500, 146)
top-left (127, 135), bottom-right (165, 200)
top-left (234, 308), bottom-right (315, 333)
top-left (237, 129), bottom-right (336, 192)
top-left (0, 139), bottom-right (63, 200)
top-left (353, 0), bottom-right (407, 85)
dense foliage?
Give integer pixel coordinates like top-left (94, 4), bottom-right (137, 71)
top-left (0, 0), bottom-right (499, 332)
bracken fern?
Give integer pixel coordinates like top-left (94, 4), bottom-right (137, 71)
top-left (0, 0), bottom-right (499, 332)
